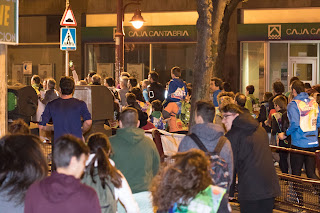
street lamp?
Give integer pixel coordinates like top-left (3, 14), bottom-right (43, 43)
top-left (115, 0), bottom-right (145, 85)
top-left (130, 9), bottom-right (145, 29)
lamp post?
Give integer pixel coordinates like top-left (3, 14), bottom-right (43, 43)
top-left (115, 0), bottom-right (145, 85)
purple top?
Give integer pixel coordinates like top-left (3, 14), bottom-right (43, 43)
top-left (24, 172), bottom-right (101, 213)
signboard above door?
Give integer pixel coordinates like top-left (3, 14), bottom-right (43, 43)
top-left (238, 23), bottom-right (320, 41)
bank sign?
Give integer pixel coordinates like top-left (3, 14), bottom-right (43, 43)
top-left (238, 23), bottom-right (320, 41)
top-left (82, 25), bottom-right (197, 43)
top-left (0, 0), bottom-right (18, 44)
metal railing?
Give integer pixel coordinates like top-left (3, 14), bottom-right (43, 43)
top-left (269, 145), bottom-right (320, 176)
top-left (270, 145), bottom-right (320, 212)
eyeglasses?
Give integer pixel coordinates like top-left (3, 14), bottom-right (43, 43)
top-left (222, 113), bottom-right (235, 119)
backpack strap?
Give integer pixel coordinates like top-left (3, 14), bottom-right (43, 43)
top-left (213, 136), bottom-right (227, 155)
top-left (188, 133), bottom-right (209, 152)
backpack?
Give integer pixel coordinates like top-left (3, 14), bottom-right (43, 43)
top-left (189, 134), bottom-right (230, 189)
top-left (151, 115), bottom-right (166, 130)
top-left (82, 168), bottom-right (116, 213)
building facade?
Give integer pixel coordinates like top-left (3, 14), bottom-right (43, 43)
top-left (9, 0), bottom-right (320, 97)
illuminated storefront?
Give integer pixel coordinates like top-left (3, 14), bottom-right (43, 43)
top-left (82, 12), bottom-right (198, 85)
top-left (239, 8), bottom-right (320, 100)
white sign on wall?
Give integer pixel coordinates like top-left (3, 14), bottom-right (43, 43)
top-left (127, 63), bottom-right (145, 83)
top-left (12, 64), bottom-right (23, 84)
top-left (38, 64), bottom-right (53, 80)
top-left (97, 63), bottom-right (113, 79)
top-left (23, 61), bottom-right (32, 75)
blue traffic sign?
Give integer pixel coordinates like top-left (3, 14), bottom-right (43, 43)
top-left (60, 27), bottom-right (76, 50)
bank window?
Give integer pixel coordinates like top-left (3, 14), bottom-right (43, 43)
top-left (152, 43), bottom-right (196, 85)
top-left (290, 43), bottom-right (317, 57)
top-left (86, 43), bottom-right (149, 81)
top-left (270, 43), bottom-right (288, 92)
top-left (241, 42), bottom-right (265, 101)
top-left (124, 44), bottom-right (150, 81)
top-left (86, 44), bottom-right (115, 79)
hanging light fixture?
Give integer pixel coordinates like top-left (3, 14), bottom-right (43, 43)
top-left (129, 9), bottom-right (145, 29)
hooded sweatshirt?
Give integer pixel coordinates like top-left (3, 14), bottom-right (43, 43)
top-left (225, 113), bottom-right (280, 201)
top-left (110, 127), bottom-right (160, 193)
top-left (178, 123), bottom-right (234, 185)
top-left (166, 78), bottom-right (187, 103)
top-left (24, 172), bottom-right (101, 213)
top-left (286, 92), bottom-right (320, 148)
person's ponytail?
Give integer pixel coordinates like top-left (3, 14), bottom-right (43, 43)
top-left (90, 147), bottom-right (122, 188)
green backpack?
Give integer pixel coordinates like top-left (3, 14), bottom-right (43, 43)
top-left (82, 168), bottom-right (116, 213)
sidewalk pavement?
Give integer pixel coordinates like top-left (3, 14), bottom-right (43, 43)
top-left (230, 202), bottom-right (287, 213)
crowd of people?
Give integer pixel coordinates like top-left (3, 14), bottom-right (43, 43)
top-left (1, 66), bottom-right (319, 213)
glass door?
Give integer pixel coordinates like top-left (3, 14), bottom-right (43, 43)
top-left (289, 58), bottom-right (317, 86)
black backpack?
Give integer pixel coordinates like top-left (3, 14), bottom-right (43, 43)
top-left (189, 133), bottom-right (230, 189)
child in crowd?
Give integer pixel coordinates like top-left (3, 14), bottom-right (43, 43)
top-left (271, 95), bottom-right (290, 174)
top-left (180, 87), bottom-right (192, 127)
top-left (149, 100), bottom-right (166, 130)
top-left (130, 87), bottom-right (151, 115)
top-left (258, 92), bottom-right (273, 133)
top-left (245, 85), bottom-right (259, 113)
top-left (142, 79), bottom-right (150, 103)
top-left (128, 77), bottom-right (138, 90)
top-left (150, 149), bottom-right (230, 212)
top-left (164, 66), bottom-right (187, 107)
top-left (126, 93), bottom-right (149, 129)
top-left (163, 101), bottom-right (187, 133)
top-left (222, 82), bottom-right (232, 92)
top-left (82, 133), bottom-right (139, 213)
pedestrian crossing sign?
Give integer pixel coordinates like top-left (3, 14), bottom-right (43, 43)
top-left (60, 27), bottom-right (76, 51)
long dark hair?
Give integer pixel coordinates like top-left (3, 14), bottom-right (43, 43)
top-left (0, 134), bottom-right (48, 204)
top-left (150, 149), bottom-right (212, 211)
top-left (87, 133), bottom-right (122, 188)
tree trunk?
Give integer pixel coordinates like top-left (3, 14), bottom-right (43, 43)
top-left (190, 0), bottom-right (213, 127)
top-left (211, 0), bottom-right (229, 78)
top-left (215, 0), bottom-right (242, 79)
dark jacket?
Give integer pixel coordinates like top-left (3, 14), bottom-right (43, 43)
top-left (271, 109), bottom-right (287, 136)
top-left (147, 82), bottom-right (165, 103)
top-left (257, 101), bottom-right (271, 133)
top-left (24, 172), bottom-right (101, 213)
top-left (225, 113), bottom-right (280, 201)
top-left (40, 89), bottom-right (59, 105)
